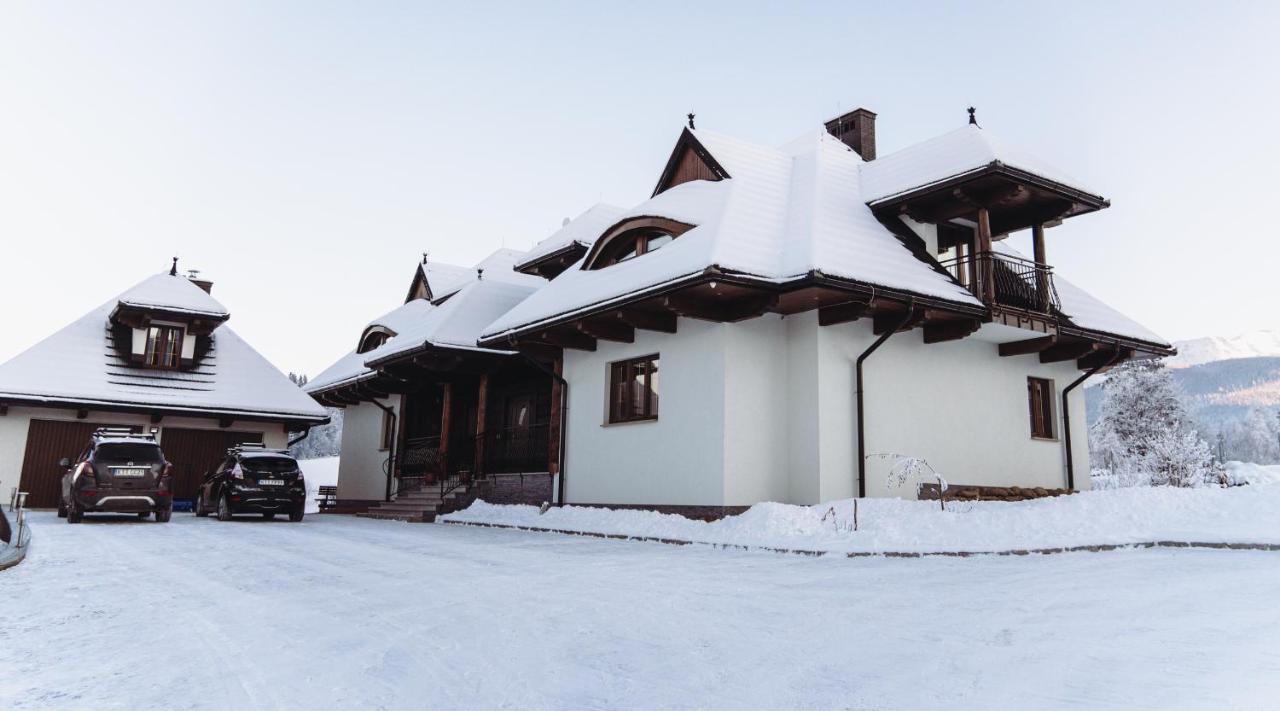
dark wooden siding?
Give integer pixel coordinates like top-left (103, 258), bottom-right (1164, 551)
top-left (159, 428), bottom-right (263, 499)
top-left (662, 145), bottom-right (721, 193)
top-left (18, 420), bottom-right (140, 508)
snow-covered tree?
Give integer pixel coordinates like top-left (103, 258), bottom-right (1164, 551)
top-left (1090, 359), bottom-right (1215, 486)
top-left (283, 372), bottom-right (342, 459)
top-left (1226, 408), bottom-right (1280, 464)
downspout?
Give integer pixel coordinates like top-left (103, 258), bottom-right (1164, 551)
top-left (287, 429), bottom-right (310, 448)
top-left (1061, 349), bottom-right (1123, 491)
top-left (855, 300), bottom-right (915, 498)
top-left (368, 398), bottom-right (398, 503)
top-left (519, 352), bottom-right (568, 506)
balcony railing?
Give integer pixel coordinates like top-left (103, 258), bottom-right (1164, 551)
top-left (939, 251), bottom-right (1060, 314)
top-left (394, 425), bottom-right (551, 495)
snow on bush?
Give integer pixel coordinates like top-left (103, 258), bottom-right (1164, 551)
top-left (1091, 359), bottom-right (1219, 487)
top-left (442, 483), bottom-right (1280, 555)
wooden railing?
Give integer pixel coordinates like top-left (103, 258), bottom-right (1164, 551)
top-left (939, 251), bottom-right (1060, 314)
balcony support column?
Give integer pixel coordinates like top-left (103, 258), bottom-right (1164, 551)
top-left (474, 373), bottom-right (488, 478)
top-left (976, 208), bottom-right (995, 303)
top-left (439, 382), bottom-right (453, 478)
top-left (1032, 223), bottom-right (1050, 311)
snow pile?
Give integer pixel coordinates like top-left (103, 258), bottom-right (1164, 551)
top-left (1225, 461), bottom-right (1280, 486)
top-left (442, 485), bottom-right (1280, 554)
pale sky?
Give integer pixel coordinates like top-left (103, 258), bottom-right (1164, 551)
top-left (1, 1), bottom-right (1277, 377)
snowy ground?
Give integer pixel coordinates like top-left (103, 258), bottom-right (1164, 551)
top-left (444, 485), bottom-right (1280, 555)
top-left (3, 512), bottom-right (1279, 710)
top-left (297, 456), bottom-right (340, 513)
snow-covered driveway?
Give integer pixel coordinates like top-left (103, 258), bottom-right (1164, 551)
top-left (2, 512), bottom-right (1278, 710)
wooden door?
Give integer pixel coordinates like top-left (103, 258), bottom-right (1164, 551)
top-left (159, 428), bottom-right (263, 500)
top-left (18, 420), bottom-right (134, 508)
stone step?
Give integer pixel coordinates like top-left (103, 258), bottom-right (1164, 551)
top-left (358, 511), bottom-right (433, 523)
top-left (373, 504), bottom-right (440, 514)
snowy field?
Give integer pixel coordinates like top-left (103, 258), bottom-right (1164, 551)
top-left (2, 512), bottom-right (1279, 710)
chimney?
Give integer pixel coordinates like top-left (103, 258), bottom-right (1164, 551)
top-left (185, 269), bottom-right (213, 294)
top-left (824, 107), bottom-right (876, 160)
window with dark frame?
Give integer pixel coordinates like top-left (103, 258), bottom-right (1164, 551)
top-left (593, 229), bottom-right (678, 269)
top-left (1027, 377), bottom-right (1054, 439)
top-left (379, 408), bottom-right (395, 450)
top-left (608, 355), bottom-right (660, 424)
top-left (143, 325), bottom-right (184, 369)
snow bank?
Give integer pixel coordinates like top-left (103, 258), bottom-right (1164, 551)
top-left (441, 484), bottom-right (1280, 554)
top-left (1226, 461), bottom-right (1280, 486)
top-left (298, 456), bottom-right (340, 513)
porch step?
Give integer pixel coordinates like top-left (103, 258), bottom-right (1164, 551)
top-left (358, 510), bottom-right (435, 523)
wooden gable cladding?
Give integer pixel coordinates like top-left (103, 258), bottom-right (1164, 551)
top-left (652, 129), bottom-right (730, 197)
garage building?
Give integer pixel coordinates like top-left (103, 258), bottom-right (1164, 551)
top-left (0, 263), bottom-right (328, 507)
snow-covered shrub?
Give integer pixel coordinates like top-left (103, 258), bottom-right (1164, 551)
top-left (1090, 359), bottom-right (1216, 487)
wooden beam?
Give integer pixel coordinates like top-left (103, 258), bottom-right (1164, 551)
top-left (1039, 341), bottom-right (1099, 363)
top-left (218, 417), bottom-right (234, 429)
top-left (150, 412), bottom-right (164, 424)
top-left (614, 309), bottom-right (677, 334)
top-left (439, 381), bottom-right (453, 474)
top-left (923, 319), bottom-right (981, 344)
top-left (548, 356), bottom-right (563, 476)
top-left (513, 341), bottom-right (562, 362)
top-left (76, 409), bottom-right (89, 420)
top-left (873, 310), bottom-right (925, 335)
top-left (662, 292), bottom-right (777, 322)
top-left (976, 208), bottom-right (995, 303)
top-left (540, 329), bottom-right (596, 352)
top-left (998, 335), bottom-right (1058, 357)
top-left (577, 318), bottom-right (634, 343)
top-left (474, 373), bottom-right (488, 477)
top-left (818, 300), bottom-right (871, 327)
top-left (1078, 347), bottom-right (1134, 371)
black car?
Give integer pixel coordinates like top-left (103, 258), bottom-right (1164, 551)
top-left (59, 429), bottom-right (173, 523)
top-left (195, 446), bottom-right (306, 522)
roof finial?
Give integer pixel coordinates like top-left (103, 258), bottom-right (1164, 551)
top-left (422, 251), bottom-right (429, 264)
top-left (967, 106), bottom-right (979, 127)
top-left (170, 256), bottom-right (178, 276)
top-left (687, 112), bottom-right (696, 129)
top-left (476, 268), bottom-right (484, 281)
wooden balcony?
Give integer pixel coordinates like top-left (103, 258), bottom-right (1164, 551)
top-left (940, 251), bottom-right (1060, 316)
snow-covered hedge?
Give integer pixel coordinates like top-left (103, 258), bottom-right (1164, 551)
top-left (441, 484), bottom-right (1280, 555)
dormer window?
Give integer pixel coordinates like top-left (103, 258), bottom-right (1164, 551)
top-left (144, 325), bottom-right (184, 369)
top-left (357, 328), bottom-right (393, 354)
top-left (583, 217), bottom-right (694, 270)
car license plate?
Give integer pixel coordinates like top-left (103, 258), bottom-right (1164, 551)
top-left (112, 467), bottom-right (147, 478)
top-left (259, 479), bottom-right (284, 487)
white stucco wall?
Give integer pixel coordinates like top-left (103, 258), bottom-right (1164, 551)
top-left (564, 319), bottom-right (727, 506)
top-left (335, 398), bottom-right (398, 502)
top-left (0, 405), bottom-right (284, 503)
top-left (558, 311), bottom-right (1092, 508)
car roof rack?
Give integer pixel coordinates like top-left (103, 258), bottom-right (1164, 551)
top-left (226, 443), bottom-right (290, 457)
top-left (91, 427), bottom-right (156, 442)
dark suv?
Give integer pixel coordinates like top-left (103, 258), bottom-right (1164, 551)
top-left (194, 446), bottom-right (306, 522)
top-left (59, 429), bottom-right (173, 523)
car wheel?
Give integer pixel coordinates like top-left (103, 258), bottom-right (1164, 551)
top-left (67, 501), bottom-right (82, 524)
top-left (194, 494), bottom-right (208, 518)
top-left (289, 509), bottom-right (304, 523)
top-left (216, 494), bottom-right (232, 522)
top-left (138, 511), bottom-right (151, 520)
top-left (57, 500), bottom-right (68, 518)
top-left (155, 508), bottom-right (172, 523)
top-left (262, 513), bottom-right (275, 521)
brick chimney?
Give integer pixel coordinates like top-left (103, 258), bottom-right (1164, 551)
top-left (824, 107), bottom-right (876, 160)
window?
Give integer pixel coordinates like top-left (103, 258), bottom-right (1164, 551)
top-left (144, 325), bottom-right (183, 369)
top-left (584, 217), bottom-right (695, 270)
top-left (379, 409), bottom-right (395, 451)
top-left (358, 329), bottom-right (391, 354)
top-left (608, 355), bottom-right (659, 424)
top-left (1027, 377), bottom-right (1055, 439)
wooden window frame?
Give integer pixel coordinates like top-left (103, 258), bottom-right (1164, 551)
top-left (379, 408), bottom-right (394, 451)
top-left (583, 217), bottom-right (695, 270)
top-left (1027, 376), bottom-right (1056, 440)
top-left (143, 325), bottom-right (184, 369)
top-left (607, 354), bottom-right (660, 424)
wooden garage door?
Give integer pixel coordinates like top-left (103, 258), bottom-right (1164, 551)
top-left (18, 420), bottom-right (141, 508)
top-left (160, 428), bottom-right (263, 499)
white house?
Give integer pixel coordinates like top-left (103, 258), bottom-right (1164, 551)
top-left (0, 264), bottom-right (328, 508)
top-left (311, 108), bottom-right (1172, 520)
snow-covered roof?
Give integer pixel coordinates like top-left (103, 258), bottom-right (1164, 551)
top-left (364, 278), bottom-right (542, 365)
top-left (0, 281), bottom-right (327, 421)
top-left (113, 273), bottom-right (230, 319)
top-left (993, 243), bottom-right (1169, 348)
top-left (483, 128), bottom-right (984, 339)
top-left (306, 300), bottom-right (437, 394)
top-left (423, 248), bottom-right (543, 303)
top-left (860, 125), bottom-right (1103, 204)
top-left (514, 203), bottom-right (629, 271)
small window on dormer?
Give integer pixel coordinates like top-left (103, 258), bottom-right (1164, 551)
top-left (586, 218), bottom-right (693, 270)
top-left (144, 325), bottom-right (183, 369)
top-left (358, 330), bottom-right (390, 354)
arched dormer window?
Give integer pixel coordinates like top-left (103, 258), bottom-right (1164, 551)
top-left (357, 327), bottom-right (394, 354)
top-left (583, 217), bottom-right (695, 270)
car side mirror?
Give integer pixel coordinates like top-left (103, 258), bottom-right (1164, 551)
top-left (58, 457), bottom-right (72, 468)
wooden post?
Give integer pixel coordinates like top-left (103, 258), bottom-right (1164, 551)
top-left (955, 241), bottom-right (969, 290)
top-left (474, 373), bottom-right (488, 478)
top-left (548, 356), bottom-right (563, 477)
top-left (1032, 223), bottom-right (1049, 311)
top-left (439, 382), bottom-right (453, 478)
top-left (976, 208), bottom-right (995, 304)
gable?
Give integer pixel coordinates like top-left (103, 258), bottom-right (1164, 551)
top-left (652, 129), bottom-right (730, 197)
top-left (405, 264), bottom-right (430, 303)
